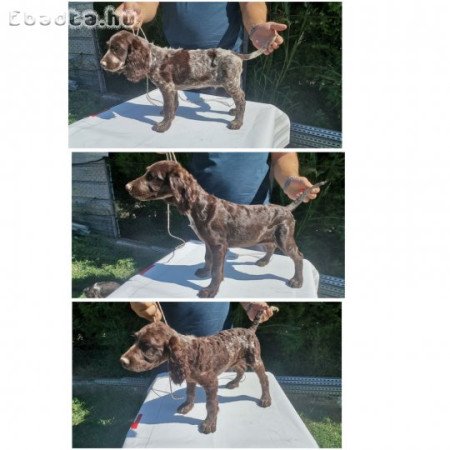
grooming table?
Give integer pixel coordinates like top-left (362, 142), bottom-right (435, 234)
top-left (108, 240), bottom-right (319, 299)
top-left (123, 372), bottom-right (318, 448)
top-left (69, 90), bottom-right (290, 148)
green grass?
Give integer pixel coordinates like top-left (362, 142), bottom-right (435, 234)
top-left (73, 398), bottom-right (90, 426)
top-left (72, 384), bottom-right (341, 448)
top-left (72, 234), bottom-right (161, 297)
top-left (72, 384), bottom-right (342, 448)
top-left (303, 416), bottom-right (342, 448)
top-left (73, 385), bottom-right (146, 448)
top-left (69, 89), bottom-right (118, 124)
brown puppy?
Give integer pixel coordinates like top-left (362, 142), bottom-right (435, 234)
top-left (125, 160), bottom-right (326, 298)
top-left (100, 30), bottom-right (264, 132)
top-left (120, 313), bottom-right (271, 434)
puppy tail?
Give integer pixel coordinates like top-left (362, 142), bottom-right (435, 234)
top-left (249, 306), bottom-right (279, 332)
top-left (235, 48), bottom-right (265, 60)
top-left (285, 181), bottom-right (328, 212)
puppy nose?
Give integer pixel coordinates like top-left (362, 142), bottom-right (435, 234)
top-left (125, 182), bottom-right (132, 193)
top-left (120, 356), bottom-right (130, 367)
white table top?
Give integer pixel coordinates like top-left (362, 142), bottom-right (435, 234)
top-left (108, 241), bottom-right (319, 299)
top-left (69, 90), bottom-right (290, 148)
top-left (122, 372), bottom-right (318, 448)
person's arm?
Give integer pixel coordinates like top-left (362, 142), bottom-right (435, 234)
top-left (271, 152), bottom-right (321, 203)
top-left (241, 302), bottom-right (274, 323)
top-left (115, 2), bottom-right (160, 29)
top-left (239, 2), bottom-right (287, 55)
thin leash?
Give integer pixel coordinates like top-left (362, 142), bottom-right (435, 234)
top-left (164, 152), bottom-right (186, 254)
top-left (152, 302), bottom-right (184, 400)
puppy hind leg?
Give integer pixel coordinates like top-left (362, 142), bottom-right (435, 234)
top-left (226, 363), bottom-right (246, 389)
top-left (224, 83), bottom-right (245, 129)
top-left (256, 243), bottom-right (276, 267)
top-left (276, 223), bottom-right (303, 288)
top-left (252, 361), bottom-right (271, 407)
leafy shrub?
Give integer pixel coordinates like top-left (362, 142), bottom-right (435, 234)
top-left (73, 302), bottom-right (341, 377)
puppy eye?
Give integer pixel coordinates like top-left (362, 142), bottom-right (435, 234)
top-left (139, 342), bottom-right (150, 351)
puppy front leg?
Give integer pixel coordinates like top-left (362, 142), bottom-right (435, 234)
top-left (198, 244), bottom-right (226, 298)
top-left (199, 379), bottom-right (219, 434)
top-left (177, 381), bottom-right (196, 415)
top-left (153, 87), bottom-right (177, 132)
top-left (195, 243), bottom-right (212, 278)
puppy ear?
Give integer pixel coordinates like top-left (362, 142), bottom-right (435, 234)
top-left (168, 169), bottom-right (195, 214)
top-left (124, 36), bottom-right (150, 83)
top-left (167, 336), bottom-right (188, 385)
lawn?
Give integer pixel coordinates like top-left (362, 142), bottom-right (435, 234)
top-left (69, 89), bottom-right (119, 124)
top-left (72, 384), bottom-right (341, 448)
top-left (72, 234), bottom-right (162, 297)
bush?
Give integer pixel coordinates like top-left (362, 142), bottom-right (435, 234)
top-left (247, 2), bottom-right (342, 130)
top-left (73, 302), bottom-right (341, 378)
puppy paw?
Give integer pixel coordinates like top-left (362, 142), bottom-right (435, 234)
top-left (177, 402), bottom-right (194, 415)
top-left (287, 278), bottom-right (302, 288)
top-left (152, 121), bottom-right (171, 133)
top-left (255, 258), bottom-right (270, 267)
top-left (259, 396), bottom-right (271, 408)
top-left (225, 381), bottom-right (239, 389)
top-left (198, 288), bottom-right (217, 298)
top-left (227, 119), bottom-right (243, 130)
top-left (195, 268), bottom-right (211, 278)
top-left (199, 421), bottom-right (216, 434)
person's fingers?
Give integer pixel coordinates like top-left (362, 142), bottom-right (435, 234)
top-left (269, 22), bottom-right (288, 31)
top-left (271, 42), bottom-right (280, 50)
top-left (274, 35), bottom-right (284, 45)
top-left (115, 3), bottom-right (124, 16)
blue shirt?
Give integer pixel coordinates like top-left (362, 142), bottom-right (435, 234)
top-left (161, 2), bottom-right (244, 51)
top-left (160, 302), bottom-right (231, 336)
top-left (189, 153), bottom-right (271, 205)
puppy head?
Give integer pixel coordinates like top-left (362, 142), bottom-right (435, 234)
top-left (120, 322), bottom-right (174, 373)
top-left (125, 161), bottom-right (197, 213)
top-left (100, 30), bottom-right (150, 82)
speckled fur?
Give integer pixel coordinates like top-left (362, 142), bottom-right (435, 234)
top-left (125, 160), bottom-right (305, 298)
top-left (100, 30), bottom-right (264, 132)
top-left (120, 315), bottom-right (271, 434)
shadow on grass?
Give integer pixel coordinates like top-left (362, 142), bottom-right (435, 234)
top-left (73, 384), bottom-right (147, 448)
top-left (72, 233), bottom-right (162, 298)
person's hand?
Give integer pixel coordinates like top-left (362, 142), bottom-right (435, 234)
top-left (115, 3), bottom-right (143, 30)
top-left (284, 176), bottom-right (321, 203)
top-left (243, 302), bottom-right (274, 323)
top-left (249, 22), bottom-right (287, 55)
top-left (130, 302), bottom-right (162, 322)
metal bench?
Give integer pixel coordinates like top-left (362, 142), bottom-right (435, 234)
top-left (291, 122), bottom-right (342, 148)
top-left (318, 274), bottom-right (345, 298)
